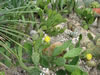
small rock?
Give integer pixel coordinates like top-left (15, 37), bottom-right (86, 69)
top-left (43, 42), bottom-right (62, 56)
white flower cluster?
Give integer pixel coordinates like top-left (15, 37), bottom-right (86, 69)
top-left (40, 68), bottom-right (50, 75)
top-left (40, 66), bottom-right (56, 75)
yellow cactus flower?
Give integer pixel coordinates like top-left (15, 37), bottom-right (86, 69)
top-left (44, 35), bottom-right (51, 43)
top-left (86, 53), bottom-right (92, 61)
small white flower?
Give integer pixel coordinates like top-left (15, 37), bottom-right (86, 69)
top-left (45, 68), bottom-right (50, 74)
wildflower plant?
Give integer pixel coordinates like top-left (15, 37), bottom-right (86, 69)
top-left (0, 0), bottom-right (97, 75)
top-left (44, 35), bottom-right (51, 43)
top-left (86, 53), bottom-right (92, 61)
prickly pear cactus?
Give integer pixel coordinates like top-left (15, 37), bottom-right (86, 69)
top-left (90, 38), bottom-right (100, 57)
top-left (87, 41), bottom-right (95, 51)
top-left (86, 38), bottom-right (100, 57)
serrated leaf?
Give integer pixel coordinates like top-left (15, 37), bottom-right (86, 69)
top-left (53, 57), bottom-right (66, 66)
top-left (32, 52), bottom-right (40, 66)
top-left (65, 64), bottom-right (88, 75)
top-left (64, 65), bottom-right (81, 72)
top-left (71, 69), bottom-right (88, 75)
top-left (23, 42), bottom-right (32, 55)
top-left (52, 40), bottom-right (72, 56)
top-left (40, 55), bottom-right (49, 68)
top-left (64, 48), bottom-right (82, 58)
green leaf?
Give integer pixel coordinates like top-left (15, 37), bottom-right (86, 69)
top-left (76, 34), bottom-right (82, 47)
top-left (69, 56), bottom-right (79, 65)
top-left (64, 65), bottom-right (81, 72)
top-left (87, 33), bottom-right (93, 41)
top-left (75, 41), bottom-right (80, 48)
top-left (56, 69), bottom-right (66, 75)
top-left (0, 72), bottom-right (5, 75)
top-left (83, 25), bottom-right (89, 30)
top-left (23, 42), bottom-right (32, 55)
top-left (64, 48), bottom-right (82, 58)
top-left (40, 55), bottom-right (49, 68)
top-left (53, 40), bottom-right (72, 56)
top-left (60, 0), bottom-right (65, 10)
top-left (82, 72), bottom-right (88, 75)
top-left (97, 64), bottom-right (100, 70)
top-left (5, 42), bottom-right (11, 48)
top-left (3, 59), bottom-right (12, 67)
top-left (71, 70), bottom-right (88, 75)
top-left (40, 9), bottom-right (66, 36)
top-left (69, 43), bottom-right (74, 50)
top-left (29, 68), bottom-right (41, 75)
top-left (53, 57), bottom-right (66, 66)
top-left (18, 46), bottom-right (30, 71)
top-left (32, 52), bottom-right (40, 66)
top-left (0, 48), bottom-right (12, 67)
top-left (41, 26), bottom-right (47, 30)
top-left (65, 64), bottom-right (88, 75)
top-left (0, 47), bottom-right (5, 53)
top-left (71, 69), bottom-right (88, 75)
top-left (71, 70), bottom-right (81, 75)
top-left (79, 34), bottom-right (82, 41)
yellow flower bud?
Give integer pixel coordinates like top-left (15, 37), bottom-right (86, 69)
top-left (86, 53), bottom-right (92, 61)
top-left (44, 36), bottom-right (51, 43)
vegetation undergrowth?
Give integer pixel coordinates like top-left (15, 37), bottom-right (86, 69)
top-left (0, 0), bottom-right (100, 75)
